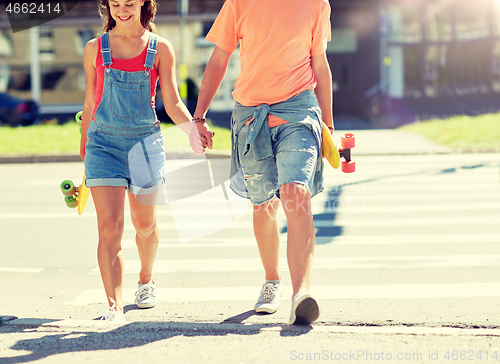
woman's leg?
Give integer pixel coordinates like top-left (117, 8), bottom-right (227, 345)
top-left (128, 191), bottom-right (159, 285)
top-left (91, 186), bottom-right (127, 313)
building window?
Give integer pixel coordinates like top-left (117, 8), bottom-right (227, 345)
top-left (425, 3), bottom-right (452, 42)
top-left (327, 29), bottom-right (358, 54)
top-left (387, 5), bottom-right (421, 44)
top-left (39, 26), bottom-right (55, 61)
top-left (75, 28), bottom-right (94, 57)
top-left (454, 2), bottom-right (489, 40)
top-left (0, 30), bottom-right (13, 57)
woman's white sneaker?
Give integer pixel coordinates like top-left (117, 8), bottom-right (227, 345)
top-left (100, 298), bottom-right (126, 322)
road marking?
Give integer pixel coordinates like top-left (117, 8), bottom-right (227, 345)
top-left (6, 318), bottom-right (500, 336)
top-left (3, 197), bottom-right (499, 220)
top-left (89, 255), bottom-right (500, 275)
top-left (64, 282), bottom-right (500, 305)
top-left (119, 233), bottom-right (500, 248)
top-left (318, 202), bottom-right (500, 214)
top-left (121, 214), bottom-right (500, 231)
top-left (0, 267), bottom-right (43, 273)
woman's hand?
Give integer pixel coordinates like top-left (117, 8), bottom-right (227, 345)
top-left (189, 121), bottom-right (215, 154)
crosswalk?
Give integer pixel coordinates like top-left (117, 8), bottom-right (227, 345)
top-left (62, 154), bottom-right (500, 312)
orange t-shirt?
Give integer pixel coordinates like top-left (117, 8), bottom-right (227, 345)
top-left (206, 0), bottom-right (331, 127)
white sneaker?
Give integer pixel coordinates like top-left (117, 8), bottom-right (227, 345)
top-left (135, 281), bottom-right (157, 309)
top-left (101, 310), bottom-right (126, 322)
top-left (289, 290), bottom-right (320, 325)
top-left (100, 298), bottom-right (126, 322)
top-left (254, 280), bottom-right (283, 314)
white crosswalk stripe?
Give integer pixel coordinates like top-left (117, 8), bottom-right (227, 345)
top-left (65, 283), bottom-right (500, 305)
top-left (61, 155), bottom-right (500, 309)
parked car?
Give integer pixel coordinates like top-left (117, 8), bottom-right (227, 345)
top-left (0, 92), bottom-right (39, 127)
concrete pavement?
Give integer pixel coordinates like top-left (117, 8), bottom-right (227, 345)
top-left (2, 130), bottom-right (500, 364)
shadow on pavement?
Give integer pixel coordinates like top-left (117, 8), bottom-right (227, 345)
top-left (3, 317), bottom-right (314, 363)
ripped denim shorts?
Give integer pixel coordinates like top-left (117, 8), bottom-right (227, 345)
top-left (236, 121), bottom-right (320, 205)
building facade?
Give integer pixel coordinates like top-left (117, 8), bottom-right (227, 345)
top-left (1, 0), bottom-right (500, 126)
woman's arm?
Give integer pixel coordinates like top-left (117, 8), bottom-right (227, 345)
top-left (156, 37), bottom-right (213, 153)
top-left (311, 52), bottom-right (334, 133)
top-left (80, 39), bottom-right (97, 161)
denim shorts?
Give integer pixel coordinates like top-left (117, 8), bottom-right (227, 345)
top-left (237, 121), bottom-right (320, 205)
top-left (84, 122), bottom-right (165, 195)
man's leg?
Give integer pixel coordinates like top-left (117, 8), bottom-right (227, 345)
top-left (253, 198), bottom-right (281, 281)
top-left (279, 183), bottom-right (315, 297)
top-left (280, 182), bottom-right (320, 325)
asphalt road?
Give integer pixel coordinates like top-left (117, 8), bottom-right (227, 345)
top-left (1, 152), bottom-right (500, 363)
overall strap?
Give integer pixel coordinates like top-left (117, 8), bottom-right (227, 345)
top-left (101, 32), bottom-right (113, 67)
top-left (144, 34), bottom-right (158, 70)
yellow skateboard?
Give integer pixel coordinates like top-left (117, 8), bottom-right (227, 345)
top-left (60, 111), bottom-right (90, 215)
top-left (61, 174), bottom-right (90, 215)
top-left (322, 123), bottom-right (356, 173)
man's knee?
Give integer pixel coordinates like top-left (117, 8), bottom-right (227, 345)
top-left (280, 183), bottom-right (311, 214)
top-left (253, 198), bottom-right (279, 219)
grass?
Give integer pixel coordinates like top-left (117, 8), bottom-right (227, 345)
top-left (3, 112), bottom-right (498, 155)
top-left (0, 121), bottom-right (231, 155)
top-left (399, 113), bottom-right (500, 153)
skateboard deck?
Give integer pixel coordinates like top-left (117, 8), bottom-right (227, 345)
top-left (322, 123), bottom-right (341, 169)
top-left (322, 123), bottom-right (356, 173)
top-left (60, 111), bottom-right (90, 215)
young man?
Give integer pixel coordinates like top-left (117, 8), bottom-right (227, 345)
top-left (192, 0), bottom-right (333, 325)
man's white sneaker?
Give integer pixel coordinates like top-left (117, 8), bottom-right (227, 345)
top-left (254, 280), bottom-right (283, 314)
top-left (135, 281), bottom-right (157, 309)
top-left (289, 290), bottom-right (320, 325)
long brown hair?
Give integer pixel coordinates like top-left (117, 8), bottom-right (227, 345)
top-left (97, 0), bottom-right (157, 33)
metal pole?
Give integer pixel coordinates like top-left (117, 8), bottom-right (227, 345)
top-left (178, 0), bottom-right (189, 104)
top-left (29, 26), bottom-right (41, 104)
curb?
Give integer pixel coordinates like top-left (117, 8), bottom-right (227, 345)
top-left (0, 316), bottom-right (18, 324)
top-left (0, 150), bottom-right (231, 164)
top-left (4, 318), bottom-right (500, 336)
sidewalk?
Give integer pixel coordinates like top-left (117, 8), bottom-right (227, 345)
top-left (0, 129), bottom-right (452, 164)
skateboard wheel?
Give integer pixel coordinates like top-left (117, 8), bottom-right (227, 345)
top-left (341, 133), bottom-right (355, 149)
top-left (75, 111), bottom-right (83, 127)
top-left (65, 195), bottom-right (78, 208)
top-left (61, 180), bottom-right (76, 196)
top-left (342, 159), bottom-right (356, 173)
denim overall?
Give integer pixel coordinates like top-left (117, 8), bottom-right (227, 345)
top-left (85, 32), bottom-right (165, 195)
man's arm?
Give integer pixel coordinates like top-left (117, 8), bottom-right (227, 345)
top-left (193, 46), bottom-right (232, 119)
top-left (311, 53), bottom-right (334, 133)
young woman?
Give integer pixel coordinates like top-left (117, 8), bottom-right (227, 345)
top-left (193, 0), bottom-right (333, 325)
top-left (80, 0), bottom-right (213, 321)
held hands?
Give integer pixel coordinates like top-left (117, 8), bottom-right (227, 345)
top-left (189, 118), bottom-right (215, 154)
